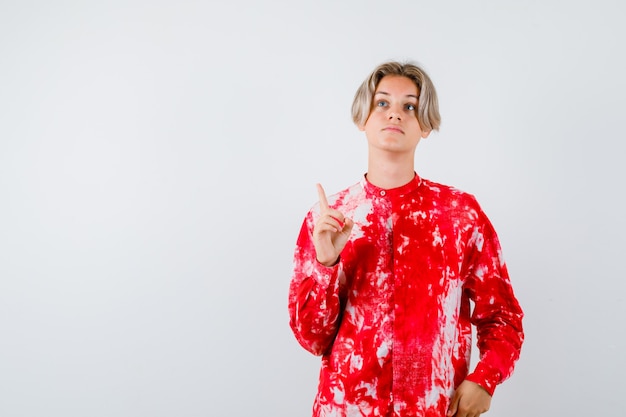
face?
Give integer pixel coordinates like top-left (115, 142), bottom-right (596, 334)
top-left (359, 75), bottom-right (430, 156)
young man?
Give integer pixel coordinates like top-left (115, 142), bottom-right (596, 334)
top-left (288, 61), bottom-right (524, 417)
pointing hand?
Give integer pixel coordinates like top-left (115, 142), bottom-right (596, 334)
top-left (312, 184), bottom-right (354, 267)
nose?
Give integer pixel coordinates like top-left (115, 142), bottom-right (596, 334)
top-left (388, 105), bottom-right (401, 121)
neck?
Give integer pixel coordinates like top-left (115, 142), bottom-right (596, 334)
top-left (366, 151), bottom-right (416, 189)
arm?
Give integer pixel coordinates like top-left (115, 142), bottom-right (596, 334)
top-left (288, 184), bottom-right (354, 356)
top-left (463, 209), bottom-right (524, 396)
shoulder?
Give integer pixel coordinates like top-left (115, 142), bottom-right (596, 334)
top-left (309, 181), bottom-right (364, 214)
top-left (421, 178), bottom-right (479, 207)
top-left (419, 178), bottom-right (490, 228)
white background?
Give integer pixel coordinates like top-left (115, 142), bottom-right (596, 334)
top-left (1, 1), bottom-right (624, 416)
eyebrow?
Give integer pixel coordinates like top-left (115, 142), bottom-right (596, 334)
top-left (374, 91), bottom-right (419, 99)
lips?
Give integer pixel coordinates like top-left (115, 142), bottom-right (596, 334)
top-left (383, 126), bottom-right (404, 134)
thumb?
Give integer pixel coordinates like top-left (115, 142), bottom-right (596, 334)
top-left (343, 217), bottom-right (355, 233)
top-left (447, 391), bottom-right (460, 417)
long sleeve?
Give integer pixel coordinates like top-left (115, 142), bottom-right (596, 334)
top-left (288, 212), bottom-right (345, 356)
top-left (463, 208), bottom-right (524, 396)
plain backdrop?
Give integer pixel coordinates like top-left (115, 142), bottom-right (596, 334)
top-left (1, 0), bottom-right (624, 416)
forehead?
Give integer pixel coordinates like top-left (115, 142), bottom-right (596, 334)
top-left (375, 75), bottom-right (419, 96)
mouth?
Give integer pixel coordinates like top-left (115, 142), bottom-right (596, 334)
top-left (383, 126), bottom-right (404, 134)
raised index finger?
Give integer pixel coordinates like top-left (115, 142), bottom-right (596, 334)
top-left (316, 183), bottom-right (329, 212)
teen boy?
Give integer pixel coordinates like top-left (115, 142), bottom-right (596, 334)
top-left (288, 61), bottom-right (524, 417)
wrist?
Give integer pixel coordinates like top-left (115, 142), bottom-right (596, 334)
top-left (317, 256), bottom-right (340, 267)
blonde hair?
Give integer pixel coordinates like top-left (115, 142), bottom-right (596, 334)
top-left (351, 61), bottom-right (441, 132)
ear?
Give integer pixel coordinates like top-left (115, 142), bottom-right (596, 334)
top-left (421, 130), bottom-right (431, 139)
top-left (358, 124), bottom-right (366, 132)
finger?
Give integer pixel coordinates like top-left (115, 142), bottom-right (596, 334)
top-left (329, 214), bottom-right (344, 229)
top-left (316, 183), bottom-right (330, 212)
top-left (342, 217), bottom-right (355, 233)
top-left (447, 393), bottom-right (459, 417)
top-left (317, 222), bottom-right (340, 234)
top-left (319, 216), bottom-right (343, 233)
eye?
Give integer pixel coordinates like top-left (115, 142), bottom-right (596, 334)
top-left (376, 100), bottom-right (388, 108)
top-left (405, 103), bottom-right (416, 111)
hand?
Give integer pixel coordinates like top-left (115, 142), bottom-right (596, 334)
top-left (446, 380), bottom-right (492, 417)
top-left (312, 184), bottom-right (354, 266)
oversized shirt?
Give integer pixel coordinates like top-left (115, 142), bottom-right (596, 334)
top-left (288, 174), bottom-right (524, 417)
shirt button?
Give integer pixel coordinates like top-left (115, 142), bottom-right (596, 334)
top-left (380, 190), bottom-right (386, 196)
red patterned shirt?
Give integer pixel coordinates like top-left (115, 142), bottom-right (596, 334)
top-left (288, 174), bottom-right (524, 417)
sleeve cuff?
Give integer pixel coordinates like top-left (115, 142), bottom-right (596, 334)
top-left (465, 365), bottom-right (501, 396)
top-left (310, 257), bottom-right (341, 287)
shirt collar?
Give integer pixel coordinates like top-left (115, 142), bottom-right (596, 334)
top-left (360, 172), bottom-right (423, 199)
